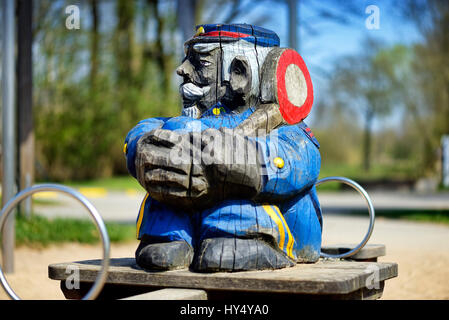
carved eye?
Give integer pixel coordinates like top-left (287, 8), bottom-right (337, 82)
top-left (200, 60), bottom-right (211, 67)
top-left (231, 59), bottom-right (246, 76)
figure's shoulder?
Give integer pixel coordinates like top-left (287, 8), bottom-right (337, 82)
top-left (126, 117), bottom-right (168, 140)
top-left (276, 122), bottom-right (320, 149)
top-left (298, 122), bottom-right (320, 149)
top-left (137, 117), bottom-right (170, 125)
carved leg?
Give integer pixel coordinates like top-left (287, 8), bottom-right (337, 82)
top-left (135, 238), bottom-right (193, 271)
top-left (192, 200), bottom-right (296, 272)
top-left (281, 188), bottom-right (323, 263)
top-left (192, 237), bottom-right (295, 272)
top-left (135, 199), bottom-right (194, 271)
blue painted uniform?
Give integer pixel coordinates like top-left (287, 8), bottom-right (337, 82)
top-left (124, 104), bottom-right (322, 262)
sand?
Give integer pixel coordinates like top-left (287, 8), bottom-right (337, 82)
top-left (1, 216), bottom-right (448, 300)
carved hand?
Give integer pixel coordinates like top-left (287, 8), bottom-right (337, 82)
top-left (200, 127), bottom-right (263, 202)
top-left (135, 127), bottom-right (263, 211)
top-left (135, 128), bottom-right (209, 210)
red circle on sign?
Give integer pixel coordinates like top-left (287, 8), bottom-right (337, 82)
top-left (276, 49), bottom-right (313, 124)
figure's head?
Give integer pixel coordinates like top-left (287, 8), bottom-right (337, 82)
top-left (177, 24), bottom-right (279, 117)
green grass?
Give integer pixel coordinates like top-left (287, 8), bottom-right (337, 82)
top-left (61, 175), bottom-right (141, 191)
top-left (344, 208), bottom-right (449, 225)
top-left (319, 162), bottom-right (418, 180)
top-left (35, 175), bottom-right (142, 192)
top-left (317, 162), bottom-right (418, 192)
top-left (0, 195), bottom-right (61, 206)
top-left (15, 214), bottom-right (136, 247)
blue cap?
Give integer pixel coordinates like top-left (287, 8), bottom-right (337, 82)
top-left (186, 23), bottom-right (280, 47)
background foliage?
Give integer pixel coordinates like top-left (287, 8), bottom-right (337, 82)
top-left (13, 0), bottom-right (448, 185)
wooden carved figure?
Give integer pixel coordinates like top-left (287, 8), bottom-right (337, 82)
top-left (124, 24), bottom-right (322, 272)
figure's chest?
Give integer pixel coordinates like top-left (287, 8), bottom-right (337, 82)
top-left (161, 106), bottom-right (254, 132)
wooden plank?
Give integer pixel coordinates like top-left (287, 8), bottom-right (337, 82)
top-left (49, 258), bottom-right (397, 296)
top-left (321, 244), bottom-right (386, 261)
top-left (59, 281), bottom-right (162, 300)
top-left (60, 281), bottom-right (385, 300)
top-left (121, 288), bottom-right (207, 300)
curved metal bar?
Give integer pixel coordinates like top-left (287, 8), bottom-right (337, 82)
top-left (316, 176), bottom-right (375, 259)
top-left (0, 184), bottom-right (110, 300)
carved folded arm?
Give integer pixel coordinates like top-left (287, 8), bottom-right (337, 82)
top-left (131, 119), bottom-right (320, 211)
top-left (134, 127), bottom-right (264, 211)
top-left (124, 118), bottom-right (166, 179)
top-left (253, 124), bottom-right (321, 203)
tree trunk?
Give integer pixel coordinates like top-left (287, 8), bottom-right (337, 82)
top-left (17, 0), bottom-right (34, 218)
top-left (363, 108), bottom-right (374, 172)
top-left (177, 0), bottom-right (197, 41)
top-left (90, 0), bottom-right (99, 89)
top-left (115, 0), bottom-right (135, 87)
top-left (148, 0), bottom-right (170, 96)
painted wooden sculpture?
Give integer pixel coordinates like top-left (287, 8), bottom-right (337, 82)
top-left (124, 24), bottom-right (321, 272)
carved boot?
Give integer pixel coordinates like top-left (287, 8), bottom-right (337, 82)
top-left (135, 238), bottom-right (194, 271)
top-left (192, 237), bottom-right (295, 272)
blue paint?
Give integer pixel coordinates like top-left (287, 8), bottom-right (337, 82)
top-left (125, 103), bottom-right (322, 262)
top-left (193, 23), bottom-right (280, 47)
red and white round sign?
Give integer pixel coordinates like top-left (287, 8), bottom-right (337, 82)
top-left (275, 49), bottom-right (313, 124)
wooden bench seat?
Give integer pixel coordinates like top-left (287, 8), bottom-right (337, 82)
top-left (48, 244), bottom-right (396, 300)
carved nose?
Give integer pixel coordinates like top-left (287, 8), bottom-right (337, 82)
top-left (176, 60), bottom-right (192, 78)
top-left (176, 63), bottom-right (187, 77)
top-left (176, 65), bottom-right (184, 77)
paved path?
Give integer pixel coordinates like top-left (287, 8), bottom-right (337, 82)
top-left (319, 191), bottom-right (449, 211)
top-left (33, 189), bottom-right (145, 222)
top-left (32, 189), bottom-right (449, 223)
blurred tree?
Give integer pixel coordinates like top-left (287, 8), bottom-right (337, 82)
top-left (396, 0), bottom-right (449, 175)
top-left (313, 95), bottom-right (362, 166)
top-left (27, 0), bottom-right (445, 182)
top-left (31, 0), bottom-right (182, 180)
top-left (327, 39), bottom-right (402, 172)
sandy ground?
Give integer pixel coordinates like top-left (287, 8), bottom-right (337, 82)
top-left (0, 242), bottom-right (140, 300)
top-left (1, 215), bottom-right (448, 300)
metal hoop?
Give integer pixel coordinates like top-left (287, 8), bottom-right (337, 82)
top-left (316, 177), bottom-right (375, 259)
top-left (0, 184), bottom-right (110, 300)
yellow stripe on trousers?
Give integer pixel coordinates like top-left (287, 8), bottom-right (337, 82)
top-left (262, 204), bottom-right (290, 257)
top-left (136, 193), bottom-right (149, 239)
top-left (273, 205), bottom-right (295, 259)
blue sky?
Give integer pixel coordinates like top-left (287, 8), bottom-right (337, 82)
top-left (231, 0), bottom-right (423, 128)
top-left (247, 1), bottom-right (422, 83)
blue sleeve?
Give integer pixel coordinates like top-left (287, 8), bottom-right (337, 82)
top-left (124, 117), bottom-right (168, 178)
top-left (254, 124), bottom-right (321, 201)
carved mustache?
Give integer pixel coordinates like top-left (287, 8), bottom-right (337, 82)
top-left (179, 82), bottom-right (211, 101)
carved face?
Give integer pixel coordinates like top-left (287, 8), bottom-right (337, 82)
top-left (176, 45), bottom-right (227, 115)
top-left (177, 40), bottom-right (270, 117)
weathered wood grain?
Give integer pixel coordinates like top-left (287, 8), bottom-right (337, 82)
top-left (321, 244), bottom-right (386, 261)
top-left (49, 257), bottom-right (397, 296)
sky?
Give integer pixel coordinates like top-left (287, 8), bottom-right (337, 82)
top-left (243, 1), bottom-right (422, 79)
top-left (223, 0), bottom-right (424, 129)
